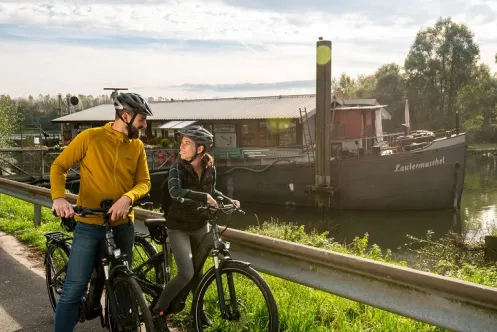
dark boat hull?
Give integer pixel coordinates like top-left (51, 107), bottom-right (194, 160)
top-left (214, 134), bottom-right (467, 211)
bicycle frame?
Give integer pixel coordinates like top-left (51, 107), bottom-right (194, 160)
top-left (135, 198), bottom-right (246, 318)
top-left (46, 198), bottom-right (145, 331)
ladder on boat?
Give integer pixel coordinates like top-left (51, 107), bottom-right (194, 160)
top-left (299, 107), bottom-right (315, 164)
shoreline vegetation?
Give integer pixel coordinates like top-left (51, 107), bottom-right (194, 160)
top-left (1, 194), bottom-right (496, 331)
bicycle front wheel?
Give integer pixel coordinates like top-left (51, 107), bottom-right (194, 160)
top-left (45, 241), bottom-right (70, 311)
top-left (106, 272), bottom-right (155, 332)
top-left (192, 260), bottom-right (279, 332)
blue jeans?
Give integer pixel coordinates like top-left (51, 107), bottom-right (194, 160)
top-left (53, 222), bottom-right (135, 332)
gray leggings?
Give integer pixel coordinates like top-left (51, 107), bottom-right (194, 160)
top-left (154, 224), bottom-right (209, 312)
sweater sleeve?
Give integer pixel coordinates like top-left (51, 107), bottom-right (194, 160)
top-left (168, 163), bottom-right (208, 202)
top-left (50, 129), bottom-right (91, 200)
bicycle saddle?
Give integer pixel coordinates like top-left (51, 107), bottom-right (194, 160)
top-left (144, 218), bottom-right (167, 228)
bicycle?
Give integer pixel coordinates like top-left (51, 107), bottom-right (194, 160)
top-left (133, 196), bottom-right (280, 331)
top-left (44, 197), bottom-right (155, 331)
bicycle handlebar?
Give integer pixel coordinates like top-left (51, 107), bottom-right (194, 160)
top-left (52, 194), bottom-right (154, 218)
top-left (173, 196), bottom-right (245, 215)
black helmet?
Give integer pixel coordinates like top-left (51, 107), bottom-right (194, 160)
top-left (114, 92), bottom-right (153, 116)
top-left (180, 125), bottom-right (214, 149)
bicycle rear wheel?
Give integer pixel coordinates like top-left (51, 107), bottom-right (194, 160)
top-left (192, 260), bottom-right (279, 332)
top-left (106, 271), bottom-right (155, 331)
top-left (133, 234), bottom-right (165, 284)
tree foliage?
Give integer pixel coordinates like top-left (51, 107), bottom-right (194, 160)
top-left (332, 17), bottom-right (496, 142)
top-left (0, 95), bottom-right (23, 148)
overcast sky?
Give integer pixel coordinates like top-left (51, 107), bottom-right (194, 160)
top-left (1, 0), bottom-right (496, 100)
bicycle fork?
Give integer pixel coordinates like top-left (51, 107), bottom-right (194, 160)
top-left (213, 253), bottom-right (241, 321)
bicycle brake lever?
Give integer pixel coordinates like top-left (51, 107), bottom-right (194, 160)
top-left (138, 202), bottom-right (153, 209)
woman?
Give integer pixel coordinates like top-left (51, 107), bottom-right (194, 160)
top-left (152, 125), bottom-right (239, 330)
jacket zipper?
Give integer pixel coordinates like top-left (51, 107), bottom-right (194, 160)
top-left (113, 142), bottom-right (120, 197)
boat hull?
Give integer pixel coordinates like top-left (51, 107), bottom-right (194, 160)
top-left (214, 134), bottom-right (467, 211)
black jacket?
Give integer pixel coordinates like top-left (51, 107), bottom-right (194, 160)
top-left (165, 160), bottom-right (225, 231)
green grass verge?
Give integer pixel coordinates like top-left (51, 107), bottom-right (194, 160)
top-left (1, 194), bottom-right (496, 331)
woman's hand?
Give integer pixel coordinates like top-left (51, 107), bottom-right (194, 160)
top-left (232, 199), bottom-right (241, 208)
top-left (206, 194), bottom-right (218, 209)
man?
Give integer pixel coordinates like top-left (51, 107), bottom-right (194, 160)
top-left (50, 92), bottom-right (153, 332)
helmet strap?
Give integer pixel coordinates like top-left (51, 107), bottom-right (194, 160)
top-left (185, 143), bottom-right (204, 164)
top-left (117, 111), bottom-right (138, 139)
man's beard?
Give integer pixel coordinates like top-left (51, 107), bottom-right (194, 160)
top-left (129, 126), bottom-right (141, 139)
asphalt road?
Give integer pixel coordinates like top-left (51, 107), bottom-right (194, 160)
top-left (0, 231), bottom-right (108, 332)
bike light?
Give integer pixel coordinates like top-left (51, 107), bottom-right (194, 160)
top-left (224, 241), bottom-right (230, 249)
top-left (113, 248), bottom-right (121, 259)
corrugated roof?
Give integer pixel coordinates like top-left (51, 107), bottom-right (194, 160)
top-left (52, 94), bottom-right (317, 123)
top-left (51, 94), bottom-right (389, 123)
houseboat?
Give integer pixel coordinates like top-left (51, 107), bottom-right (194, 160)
top-left (50, 92), bottom-right (466, 211)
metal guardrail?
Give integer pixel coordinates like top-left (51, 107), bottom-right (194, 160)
top-left (1, 177), bottom-right (497, 331)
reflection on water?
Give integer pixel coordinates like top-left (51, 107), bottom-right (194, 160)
top-left (460, 154), bottom-right (497, 241)
top-left (216, 154), bottom-right (497, 252)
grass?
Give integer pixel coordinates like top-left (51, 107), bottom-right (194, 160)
top-left (1, 194), bottom-right (496, 331)
top-left (0, 194), bottom-right (66, 253)
top-left (468, 143), bottom-right (497, 149)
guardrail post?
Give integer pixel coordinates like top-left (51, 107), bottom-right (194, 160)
top-left (34, 204), bottom-right (41, 227)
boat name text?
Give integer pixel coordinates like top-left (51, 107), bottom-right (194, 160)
top-left (394, 156), bottom-right (445, 172)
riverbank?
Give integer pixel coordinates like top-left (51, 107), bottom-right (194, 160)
top-left (1, 194), bottom-right (496, 331)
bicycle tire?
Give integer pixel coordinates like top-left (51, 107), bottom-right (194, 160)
top-left (107, 272), bottom-right (155, 332)
top-left (192, 260), bottom-right (279, 332)
top-left (45, 242), bottom-right (70, 311)
top-left (133, 235), bottom-right (166, 284)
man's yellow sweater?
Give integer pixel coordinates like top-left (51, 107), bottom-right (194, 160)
top-left (50, 122), bottom-right (151, 226)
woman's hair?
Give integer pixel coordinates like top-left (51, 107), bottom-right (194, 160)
top-left (201, 152), bottom-right (214, 168)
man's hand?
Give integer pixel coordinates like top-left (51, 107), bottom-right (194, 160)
top-left (52, 198), bottom-right (74, 218)
top-left (232, 199), bottom-right (241, 208)
top-left (108, 196), bottom-right (132, 221)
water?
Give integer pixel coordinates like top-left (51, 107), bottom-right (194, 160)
top-left (215, 154), bottom-right (497, 252)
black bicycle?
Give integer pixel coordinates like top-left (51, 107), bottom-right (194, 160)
top-left (133, 196), bottom-right (280, 331)
top-left (44, 198), bottom-right (155, 331)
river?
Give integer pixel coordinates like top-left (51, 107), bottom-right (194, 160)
top-left (212, 153), bottom-right (497, 252)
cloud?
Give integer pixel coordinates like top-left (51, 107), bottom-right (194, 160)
top-left (176, 80), bottom-right (315, 92)
top-left (0, 0), bottom-right (496, 99)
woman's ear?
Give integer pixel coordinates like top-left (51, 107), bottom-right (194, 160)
top-left (197, 145), bottom-right (205, 154)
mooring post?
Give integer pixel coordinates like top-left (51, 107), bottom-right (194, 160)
top-left (34, 204), bottom-right (41, 227)
top-left (314, 37), bottom-right (332, 207)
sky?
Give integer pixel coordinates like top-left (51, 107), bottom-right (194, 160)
top-left (0, 0), bottom-right (496, 100)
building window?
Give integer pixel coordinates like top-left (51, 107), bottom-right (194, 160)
top-left (259, 120), bottom-right (278, 146)
top-left (241, 122), bottom-right (258, 147)
top-left (278, 121), bottom-right (297, 146)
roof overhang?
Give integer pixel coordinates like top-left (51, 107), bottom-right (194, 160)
top-left (158, 120), bottom-right (197, 129)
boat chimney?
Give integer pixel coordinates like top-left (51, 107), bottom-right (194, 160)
top-left (314, 37), bottom-right (332, 207)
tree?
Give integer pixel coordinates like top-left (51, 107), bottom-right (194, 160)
top-left (373, 64), bottom-right (406, 131)
top-left (457, 64), bottom-right (497, 142)
top-left (0, 95), bottom-right (23, 148)
top-left (337, 73), bottom-right (357, 98)
top-left (404, 17), bottom-right (480, 129)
